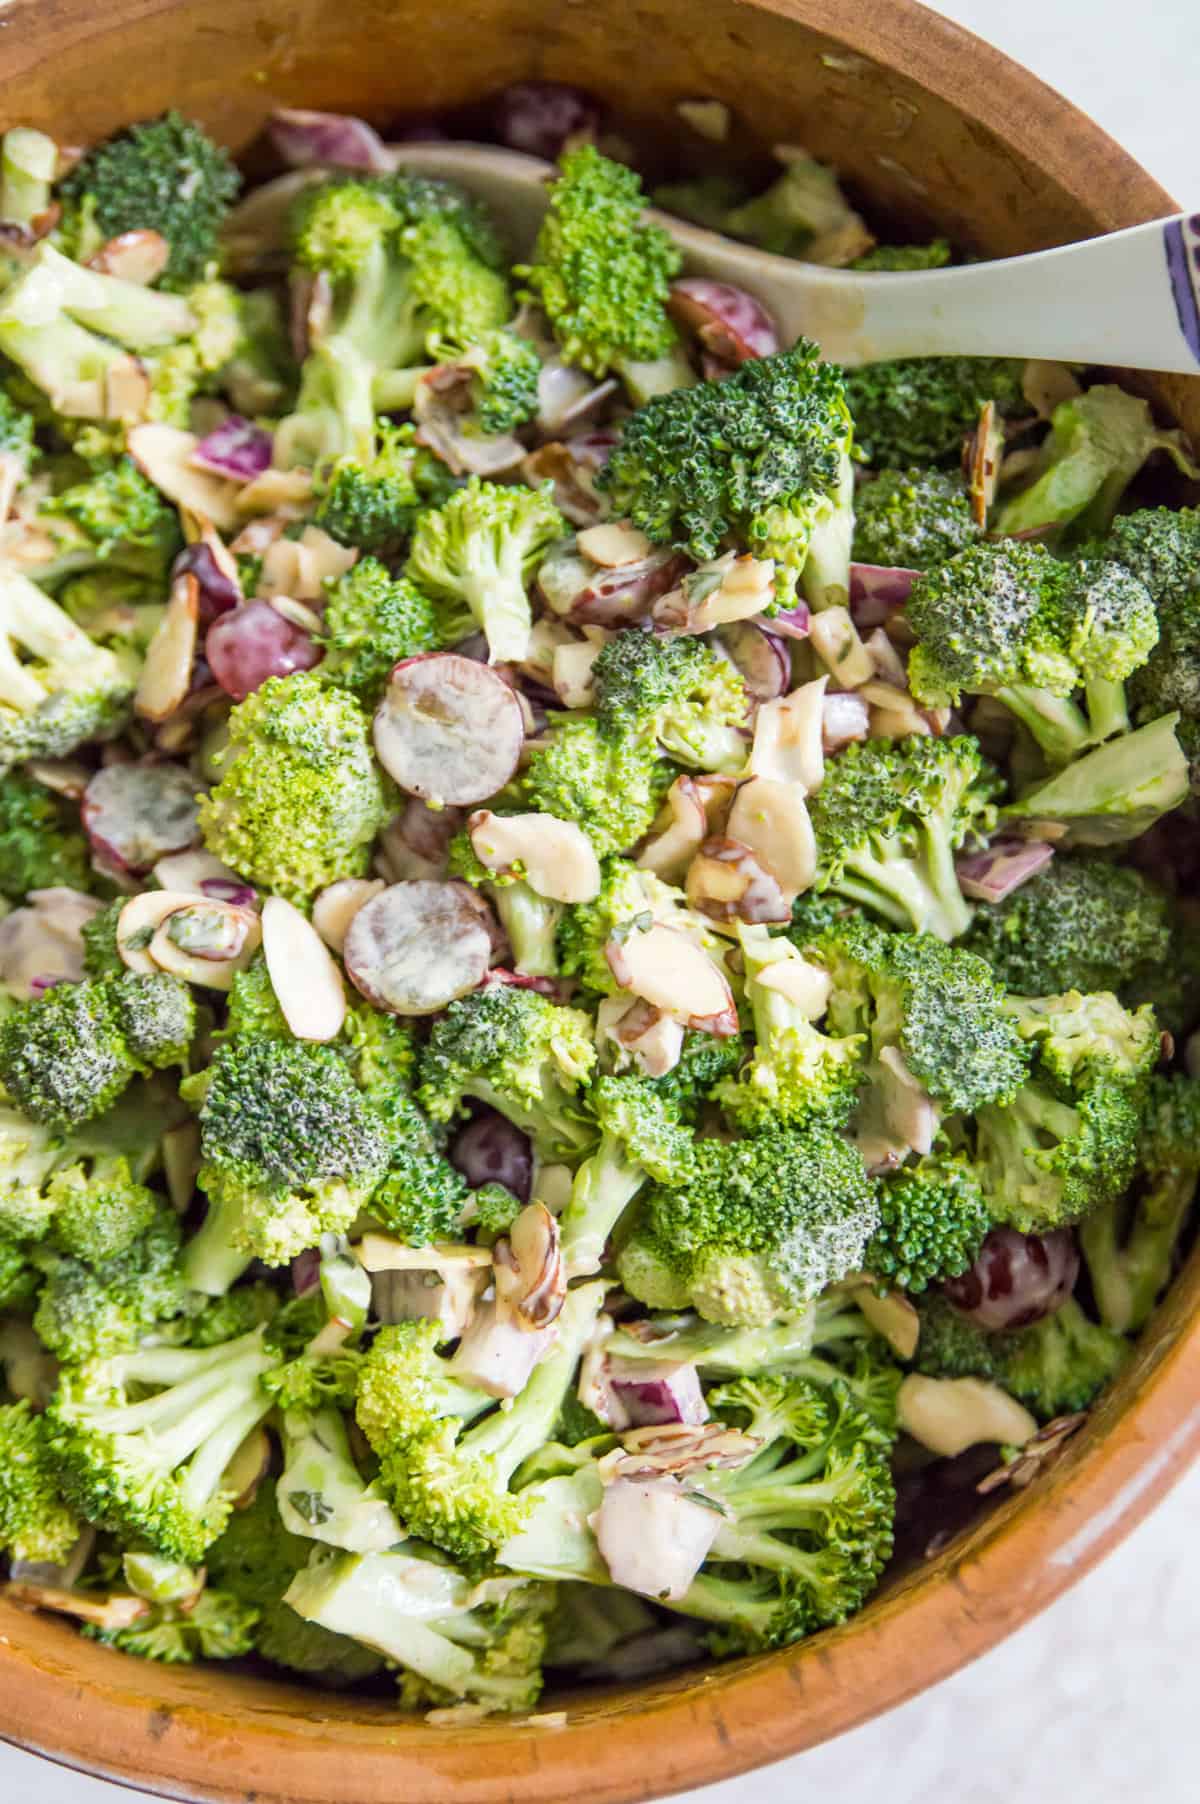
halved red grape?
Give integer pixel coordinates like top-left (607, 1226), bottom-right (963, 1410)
top-left (450, 1108), bottom-right (533, 1203)
top-left (491, 81), bottom-right (601, 158)
top-left (372, 653), bottom-right (524, 807)
top-left (206, 600), bottom-right (322, 701)
top-left (82, 762), bottom-right (200, 874)
top-left (942, 1227), bottom-right (1079, 1332)
top-left (343, 880), bottom-right (491, 1016)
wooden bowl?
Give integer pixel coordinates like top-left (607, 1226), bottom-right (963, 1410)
top-left (2, 2), bottom-right (1198, 1798)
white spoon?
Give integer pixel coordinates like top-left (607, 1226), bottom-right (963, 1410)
top-left (394, 141), bottom-right (1200, 374)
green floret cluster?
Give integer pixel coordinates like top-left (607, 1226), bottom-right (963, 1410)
top-left (0, 770), bottom-right (93, 899)
top-left (313, 419), bottom-right (459, 557)
top-left (914, 1292), bottom-right (1128, 1421)
top-left (963, 857), bottom-right (1173, 998)
top-left (198, 672), bottom-right (388, 904)
top-left (866, 1154), bottom-right (991, 1293)
top-left (843, 355), bottom-right (1026, 467)
top-left (319, 556), bottom-right (442, 703)
top-left (852, 467), bottom-right (980, 571)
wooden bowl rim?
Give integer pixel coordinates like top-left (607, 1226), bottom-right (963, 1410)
top-left (0, 1), bottom-right (1197, 1799)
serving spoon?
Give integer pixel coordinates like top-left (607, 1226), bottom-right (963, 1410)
top-left (394, 142), bottom-right (1200, 374)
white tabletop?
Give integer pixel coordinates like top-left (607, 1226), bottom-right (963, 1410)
top-left (3, 4), bottom-right (1199, 1800)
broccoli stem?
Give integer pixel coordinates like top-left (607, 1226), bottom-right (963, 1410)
top-left (277, 1407), bottom-right (403, 1553)
top-left (800, 450), bottom-right (855, 611)
top-left (559, 1138), bottom-right (646, 1276)
top-left (491, 883), bottom-right (563, 978)
top-left (832, 841), bottom-right (970, 942)
top-left (462, 1281), bottom-right (609, 1478)
top-left (997, 683), bottom-right (1093, 765)
top-left (1079, 1174), bottom-right (1194, 1333)
top-left (1082, 676), bottom-right (1130, 745)
top-left (181, 1196), bottom-right (254, 1297)
top-left (0, 128), bottom-right (56, 229)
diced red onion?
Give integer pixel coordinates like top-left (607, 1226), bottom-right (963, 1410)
top-left (199, 877), bottom-right (259, 909)
top-left (821, 690), bottom-right (871, 752)
top-left (956, 838), bottom-right (1055, 903)
top-left (28, 973), bottom-right (66, 997)
top-left (172, 542), bottom-right (241, 625)
top-left (191, 416), bottom-right (273, 483)
top-left (291, 1248), bottom-right (321, 1295)
top-left (206, 600), bottom-right (322, 701)
top-left (269, 107), bottom-right (396, 172)
top-left (450, 1301), bottom-right (556, 1398)
top-left (607, 1357), bottom-right (708, 1427)
top-left (668, 277), bottom-right (780, 365)
top-left (491, 81), bottom-right (601, 159)
top-left (716, 621), bottom-right (791, 702)
top-left (449, 1109), bottom-right (533, 1203)
top-left (849, 563), bottom-right (920, 627)
top-left (594, 1477), bottom-right (723, 1602)
top-left (754, 601), bottom-right (810, 641)
top-left (943, 1227), bottom-right (1079, 1332)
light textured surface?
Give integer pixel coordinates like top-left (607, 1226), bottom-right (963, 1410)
top-left (2, 3), bottom-right (1199, 1800)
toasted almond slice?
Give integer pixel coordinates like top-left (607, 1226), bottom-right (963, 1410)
top-left (688, 554), bottom-right (776, 632)
top-left (26, 758), bottom-right (89, 799)
top-left (727, 775), bottom-right (816, 896)
top-left (4, 1583), bottom-right (149, 1631)
top-left (223, 1426), bottom-right (272, 1509)
top-left (104, 357), bottom-right (152, 423)
top-left (151, 849), bottom-right (254, 902)
top-left (267, 592), bottom-right (325, 634)
top-left (749, 677), bottom-right (826, 790)
top-left (116, 890), bottom-right (210, 975)
top-left (234, 466), bottom-right (315, 518)
top-left (135, 571), bottom-right (199, 723)
top-left (355, 1234), bottom-right (493, 1274)
top-left (313, 878), bottom-right (385, 955)
top-left (88, 229), bottom-right (170, 285)
top-left (148, 901), bottom-right (262, 990)
top-left (755, 954), bottom-right (832, 1019)
top-left (551, 634), bottom-right (606, 709)
top-left (259, 524), bottom-right (356, 600)
top-left (809, 606), bottom-right (873, 689)
top-left (878, 1045), bottom-right (938, 1157)
top-left (898, 1374), bottom-right (1038, 1458)
top-left (468, 810), bottom-right (601, 905)
top-left (261, 895), bottom-right (346, 1041)
top-left (494, 1202), bottom-right (566, 1331)
top-left (852, 1283), bottom-right (920, 1361)
top-left (127, 424), bottom-right (240, 530)
top-left (866, 688), bottom-right (933, 739)
top-left (161, 1120), bottom-right (201, 1214)
top-left (605, 922), bottom-right (736, 1033)
top-left (576, 521), bottom-right (654, 567)
top-left (686, 836), bottom-right (792, 925)
top-left (636, 775), bottom-right (708, 881)
top-left (963, 397), bottom-right (1003, 528)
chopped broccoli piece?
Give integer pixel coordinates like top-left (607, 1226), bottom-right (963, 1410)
top-left (313, 418), bottom-right (458, 558)
top-left (1003, 713), bottom-right (1189, 846)
top-left (598, 341), bottom-right (854, 607)
top-left (557, 860), bottom-right (713, 996)
top-left (523, 715), bottom-right (673, 859)
top-left (0, 770), bottom-right (92, 899)
top-left (852, 466), bottom-right (980, 571)
top-left (852, 241), bottom-right (953, 272)
top-left (319, 557), bottom-right (441, 704)
top-left (865, 1153), bottom-right (991, 1293)
top-left (844, 355), bottom-right (1026, 469)
top-left (914, 1292), bottom-right (1127, 1421)
top-left (198, 672), bottom-right (388, 905)
top-left (0, 1398), bottom-right (81, 1563)
top-left (516, 144), bottom-right (681, 378)
top-left (33, 1196), bottom-right (189, 1361)
top-left (559, 1073), bottom-right (696, 1274)
top-left (591, 628), bottom-right (749, 773)
top-left (355, 1320), bottom-right (494, 1452)
top-left (84, 1585), bottom-right (261, 1664)
top-left (42, 456), bottom-right (182, 586)
top-left (0, 567), bottom-right (135, 773)
top-left (963, 856), bottom-right (1173, 998)
top-left (368, 1090), bottom-right (470, 1247)
top-left (274, 1402), bottom-right (403, 1554)
top-left (406, 477), bottom-right (565, 664)
top-left (427, 325), bottom-right (542, 435)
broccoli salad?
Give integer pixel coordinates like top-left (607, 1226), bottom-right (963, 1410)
top-left (0, 85), bottom-right (1197, 1716)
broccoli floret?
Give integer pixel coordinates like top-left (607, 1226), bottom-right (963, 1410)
top-left (186, 1282), bottom-right (280, 1349)
top-left (852, 241), bottom-right (953, 272)
top-left (368, 1281), bottom-right (607, 1566)
top-left (48, 1328), bottom-right (279, 1561)
top-left (222, 955), bottom-right (291, 1041)
top-left (428, 325), bottom-right (542, 435)
top-left (559, 1074), bottom-right (696, 1274)
top-left (852, 467), bottom-right (980, 571)
top-left (1003, 990), bottom-right (1159, 1091)
top-left (206, 1478), bottom-right (385, 1682)
top-left (598, 341), bottom-right (854, 607)
top-left (32, 1195), bottom-right (187, 1360)
top-left (808, 734), bottom-right (1001, 941)
top-left (675, 1378), bottom-right (895, 1650)
top-left (0, 567), bottom-right (135, 773)
top-left (624, 1126), bottom-right (879, 1326)
top-left (0, 1232), bottom-right (38, 1312)
top-left (644, 1028), bottom-right (745, 1117)
top-left (1080, 1072), bottom-right (1200, 1332)
top-left (906, 543), bottom-right (1158, 763)
top-left (865, 1153), bottom-right (991, 1293)
top-left (43, 1155), bottom-right (159, 1266)
top-left (406, 477), bottom-right (565, 664)
top-left (843, 355), bottom-right (1026, 468)
top-left (523, 716), bottom-right (673, 859)
top-left (817, 915), bottom-right (1030, 1114)
top-left (274, 1402), bottom-right (403, 1554)
top-left (713, 925), bottom-right (865, 1132)
top-left (1003, 712), bottom-right (1189, 846)
top-left (286, 1544), bottom-right (553, 1713)
top-left (184, 1037), bottom-right (389, 1284)
top-left (60, 111), bottom-right (240, 291)
top-left (914, 1293), bottom-right (1126, 1421)
top-left (84, 1585), bottom-right (260, 1664)
top-left (355, 1320), bottom-right (494, 1453)
top-left (42, 456), bottom-right (182, 587)
top-left (278, 175), bottom-right (509, 469)
top-left (0, 973), bottom-right (194, 1131)
top-left (591, 628), bottom-right (749, 773)
top-left (1111, 507), bottom-right (1200, 789)
top-left (0, 770), bottom-right (92, 899)
top-left (0, 1399), bottom-right (81, 1562)
top-left (418, 983), bottom-right (596, 1161)
top-left (963, 856), bottom-right (1173, 998)
top-left (516, 144), bottom-right (681, 378)
top-left (198, 672), bottom-right (388, 904)
top-left (0, 385), bottom-right (38, 484)
top-left (994, 386), bottom-right (1197, 541)
top-left (368, 1090), bottom-right (470, 1247)
top-left (557, 860), bottom-right (713, 996)
top-left (319, 556), bottom-right (441, 704)
top-left (313, 418), bottom-right (458, 558)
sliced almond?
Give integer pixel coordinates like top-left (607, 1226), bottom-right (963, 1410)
top-left (605, 921), bottom-right (737, 1034)
top-left (847, 1279), bottom-right (920, 1360)
top-left (877, 1045), bottom-right (938, 1158)
top-left (636, 775), bottom-right (708, 881)
top-left (963, 398), bottom-right (1003, 529)
top-left (691, 554), bottom-right (776, 631)
top-left (685, 836), bottom-right (792, 925)
top-left (355, 1234), bottom-right (493, 1274)
top-left (267, 592), bottom-right (325, 634)
top-left (898, 1374), bottom-right (1037, 1459)
top-left (727, 775), bottom-right (816, 896)
top-left (4, 1583), bottom-right (149, 1631)
top-left (104, 357), bottom-right (152, 423)
top-left (822, 690), bottom-right (872, 753)
top-left (609, 996), bottom-right (685, 1078)
top-left (551, 634), bottom-right (606, 709)
top-left (151, 849), bottom-right (254, 901)
top-left (576, 521), bottom-right (654, 567)
top-left (127, 424), bottom-right (240, 531)
top-left (520, 615), bottom-right (578, 687)
top-left (604, 1421), bottom-right (760, 1481)
top-left (25, 759), bottom-right (90, 800)
top-left (260, 894), bottom-right (346, 1041)
top-left (223, 1426), bottom-right (272, 1509)
top-left (749, 677), bottom-right (826, 790)
top-left (259, 524), bottom-right (356, 601)
top-left (117, 890), bottom-right (211, 975)
top-left (313, 878), bottom-right (385, 955)
top-left (809, 607), bottom-right (873, 689)
top-left (1023, 359), bottom-right (1082, 420)
top-left (147, 900), bottom-right (262, 990)
top-left (755, 953), bottom-right (832, 1020)
top-left (467, 810), bottom-right (601, 905)
top-left (863, 628), bottom-right (908, 689)
top-left (494, 1202), bottom-right (566, 1332)
top-left (135, 570), bottom-right (199, 723)
top-left (234, 466), bottom-right (314, 518)
top-left (865, 687), bottom-right (933, 739)
top-left (161, 1119), bottom-right (201, 1213)
top-left (87, 229), bottom-right (170, 286)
